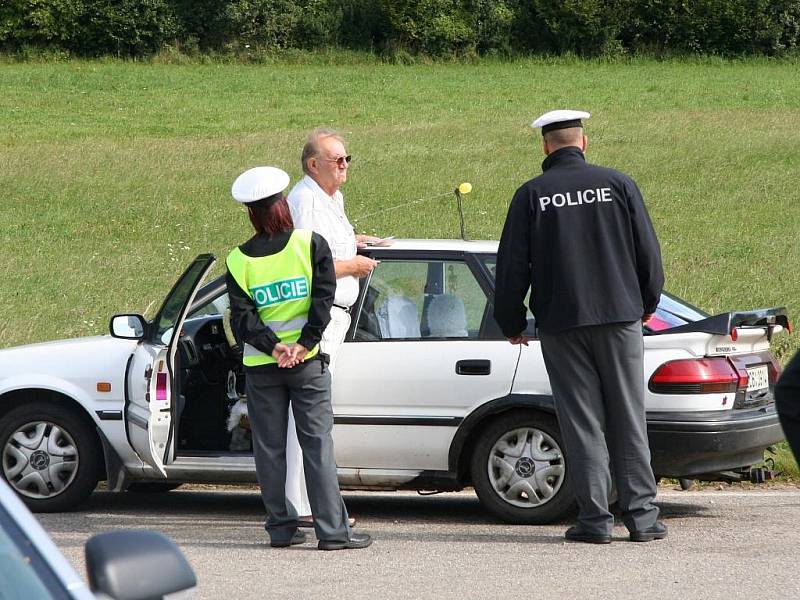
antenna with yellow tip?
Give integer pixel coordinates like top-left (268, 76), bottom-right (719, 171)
top-left (454, 182), bottom-right (472, 241)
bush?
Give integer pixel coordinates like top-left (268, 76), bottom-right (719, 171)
top-left (71, 0), bottom-right (177, 56)
top-left (172, 0), bottom-right (352, 53)
top-left (0, 0), bottom-right (177, 56)
top-left (381, 0), bottom-right (475, 56)
top-left (0, 0), bottom-right (82, 50)
top-left (380, 0), bottom-right (520, 57)
top-left (339, 0), bottom-right (389, 50)
top-left (2, 0), bottom-right (800, 58)
top-left (515, 0), bottom-right (625, 56)
top-left (620, 0), bottom-right (800, 56)
top-left (469, 0), bottom-right (517, 55)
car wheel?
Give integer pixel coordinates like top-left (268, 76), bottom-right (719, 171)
top-left (471, 411), bottom-right (576, 524)
top-left (0, 402), bottom-right (100, 512)
top-left (127, 482), bottom-right (183, 493)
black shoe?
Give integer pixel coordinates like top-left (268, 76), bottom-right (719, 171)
top-left (629, 521), bottom-right (668, 542)
top-left (270, 530), bottom-right (307, 548)
top-left (318, 533), bottom-right (373, 551)
top-left (564, 525), bottom-right (612, 544)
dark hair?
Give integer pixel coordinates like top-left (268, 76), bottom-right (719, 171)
top-left (247, 194), bottom-right (294, 235)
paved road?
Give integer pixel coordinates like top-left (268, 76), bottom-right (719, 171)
top-left (39, 485), bottom-right (800, 600)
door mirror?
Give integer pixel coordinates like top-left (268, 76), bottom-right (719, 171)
top-left (85, 530), bottom-right (196, 600)
top-left (110, 314), bottom-right (146, 339)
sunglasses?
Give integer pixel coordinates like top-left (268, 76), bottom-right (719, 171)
top-left (321, 154), bottom-right (352, 167)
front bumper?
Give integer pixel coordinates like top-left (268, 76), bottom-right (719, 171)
top-left (647, 405), bottom-right (784, 478)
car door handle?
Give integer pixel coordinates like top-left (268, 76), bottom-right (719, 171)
top-left (455, 359), bottom-right (491, 376)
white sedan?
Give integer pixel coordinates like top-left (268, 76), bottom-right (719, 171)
top-left (0, 240), bottom-right (789, 524)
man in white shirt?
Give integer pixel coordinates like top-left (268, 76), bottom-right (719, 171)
top-left (288, 128), bottom-right (380, 367)
top-left (284, 128), bottom-right (380, 526)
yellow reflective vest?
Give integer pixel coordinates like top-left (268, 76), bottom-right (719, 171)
top-left (226, 229), bottom-right (319, 367)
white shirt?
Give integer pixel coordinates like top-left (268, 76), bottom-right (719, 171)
top-left (287, 175), bottom-right (359, 307)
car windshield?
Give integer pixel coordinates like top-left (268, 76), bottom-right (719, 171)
top-left (0, 508), bottom-right (68, 599)
top-left (479, 256), bottom-right (708, 333)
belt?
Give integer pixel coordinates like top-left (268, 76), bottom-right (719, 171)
top-left (333, 304), bottom-right (351, 313)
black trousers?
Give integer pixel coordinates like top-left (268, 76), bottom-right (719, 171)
top-left (776, 349), bottom-right (800, 464)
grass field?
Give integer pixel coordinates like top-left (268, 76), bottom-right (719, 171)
top-left (1, 57), bottom-right (798, 474)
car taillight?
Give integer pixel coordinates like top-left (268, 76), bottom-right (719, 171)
top-left (767, 354), bottom-right (782, 382)
top-left (649, 358), bottom-right (743, 394)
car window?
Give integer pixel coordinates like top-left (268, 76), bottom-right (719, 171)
top-left (0, 509), bottom-right (68, 599)
top-left (480, 256), bottom-right (536, 335)
top-left (188, 291), bottom-right (230, 319)
top-left (354, 260), bottom-right (488, 341)
top-left (151, 256), bottom-right (214, 345)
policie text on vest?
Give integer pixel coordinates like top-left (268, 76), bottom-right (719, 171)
top-left (538, 187), bottom-right (613, 212)
top-left (250, 277), bottom-right (310, 309)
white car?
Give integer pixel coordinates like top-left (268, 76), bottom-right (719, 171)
top-left (0, 240), bottom-right (789, 524)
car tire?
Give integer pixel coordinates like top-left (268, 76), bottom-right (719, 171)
top-left (126, 482), bottom-right (183, 493)
top-left (0, 401), bottom-right (101, 512)
top-left (471, 410), bottom-right (576, 525)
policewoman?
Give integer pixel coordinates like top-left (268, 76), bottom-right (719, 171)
top-left (226, 166), bottom-right (372, 551)
top-left (494, 111), bottom-right (667, 544)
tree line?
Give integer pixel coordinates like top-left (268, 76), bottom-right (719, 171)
top-left (2, 0), bottom-right (799, 59)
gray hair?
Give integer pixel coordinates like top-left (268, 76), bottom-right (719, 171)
top-left (301, 128), bottom-right (346, 175)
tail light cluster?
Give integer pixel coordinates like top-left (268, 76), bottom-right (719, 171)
top-left (649, 353), bottom-right (781, 403)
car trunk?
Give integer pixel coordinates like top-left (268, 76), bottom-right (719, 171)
top-left (645, 296), bottom-right (788, 411)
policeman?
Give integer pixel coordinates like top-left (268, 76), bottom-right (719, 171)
top-left (494, 110), bottom-right (667, 544)
top-left (226, 166), bottom-right (372, 550)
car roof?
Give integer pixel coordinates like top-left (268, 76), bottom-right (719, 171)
top-left (368, 238), bottom-right (499, 253)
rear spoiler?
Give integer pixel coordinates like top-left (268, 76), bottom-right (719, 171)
top-left (650, 306), bottom-right (791, 340)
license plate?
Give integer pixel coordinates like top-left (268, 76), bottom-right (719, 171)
top-left (746, 365), bottom-right (769, 392)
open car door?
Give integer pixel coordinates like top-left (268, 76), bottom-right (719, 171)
top-left (125, 254), bottom-right (216, 476)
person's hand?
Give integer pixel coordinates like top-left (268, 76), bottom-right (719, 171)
top-left (351, 255), bottom-right (379, 278)
top-left (272, 343), bottom-right (298, 368)
top-left (642, 313), bottom-right (654, 323)
top-left (507, 334), bottom-right (529, 346)
top-left (287, 343), bottom-right (309, 364)
top-left (356, 234), bottom-right (383, 245)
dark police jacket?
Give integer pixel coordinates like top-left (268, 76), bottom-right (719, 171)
top-left (494, 146), bottom-right (664, 335)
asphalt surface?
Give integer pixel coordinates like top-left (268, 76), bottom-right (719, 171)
top-left (39, 485), bottom-right (800, 600)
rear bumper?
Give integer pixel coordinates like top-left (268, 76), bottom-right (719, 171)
top-left (647, 405), bottom-right (784, 478)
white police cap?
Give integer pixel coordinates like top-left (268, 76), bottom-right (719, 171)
top-left (531, 109), bottom-right (591, 135)
top-left (231, 166), bottom-right (290, 204)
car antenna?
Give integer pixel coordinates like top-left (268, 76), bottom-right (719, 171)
top-left (454, 182), bottom-right (472, 241)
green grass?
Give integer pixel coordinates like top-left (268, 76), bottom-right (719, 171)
top-left (1, 57), bottom-right (799, 476)
top-left (771, 442), bottom-right (799, 481)
top-left (3, 59), bottom-right (799, 348)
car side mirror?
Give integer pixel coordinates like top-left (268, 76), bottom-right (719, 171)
top-left (85, 530), bottom-right (196, 600)
top-left (110, 314), bottom-right (146, 339)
